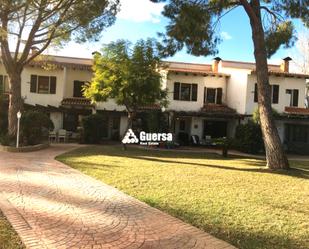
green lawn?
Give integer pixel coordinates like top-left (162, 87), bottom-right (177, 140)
top-left (0, 211), bottom-right (24, 249)
top-left (57, 145), bottom-right (309, 249)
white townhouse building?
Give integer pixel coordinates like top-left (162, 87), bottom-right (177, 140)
top-left (0, 55), bottom-right (308, 153)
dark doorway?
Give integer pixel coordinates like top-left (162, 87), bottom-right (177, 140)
top-left (203, 120), bottom-right (227, 138)
top-left (63, 113), bottom-right (78, 132)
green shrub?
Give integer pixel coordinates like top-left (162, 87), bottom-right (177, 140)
top-left (82, 114), bottom-right (108, 144)
top-left (234, 121), bottom-right (264, 154)
top-left (139, 112), bottom-right (168, 133)
top-left (178, 132), bottom-right (189, 145)
top-left (0, 134), bottom-right (14, 146)
top-left (21, 111), bottom-right (54, 145)
top-left (252, 107), bottom-right (280, 124)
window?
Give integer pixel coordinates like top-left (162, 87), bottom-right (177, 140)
top-left (286, 89), bottom-right (299, 107)
top-left (174, 82), bottom-right (180, 100)
top-left (254, 83), bottom-right (258, 102)
top-left (286, 124), bottom-right (308, 143)
top-left (73, 81), bottom-right (85, 98)
top-left (206, 88), bottom-right (216, 103)
top-left (38, 76), bottom-right (49, 94)
top-left (191, 84), bottom-right (198, 101)
top-left (254, 84), bottom-right (279, 104)
top-left (112, 117), bottom-right (120, 129)
top-left (30, 75), bottom-right (56, 94)
top-left (292, 125), bottom-right (308, 143)
top-left (216, 88), bottom-right (223, 104)
top-left (180, 83), bottom-right (191, 101)
top-left (204, 87), bottom-right (223, 104)
top-left (272, 85), bottom-right (279, 104)
top-left (173, 82), bottom-right (198, 101)
top-left (0, 75), bottom-right (9, 94)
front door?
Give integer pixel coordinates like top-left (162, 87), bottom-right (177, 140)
top-left (111, 116), bottom-right (120, 140)
top-left (203, 120), bottom-right (227, 138)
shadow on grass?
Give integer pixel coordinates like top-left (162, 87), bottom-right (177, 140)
top-left (58, 145), bottom-right (309, 180)
top-left (141, 199), bottom-right (306, 249)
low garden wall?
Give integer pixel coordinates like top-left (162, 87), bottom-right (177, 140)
top-left (0, 143), bottom-right (50, 153)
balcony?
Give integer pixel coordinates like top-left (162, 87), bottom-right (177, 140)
top-left (284, 107), bottom-right (309, 115)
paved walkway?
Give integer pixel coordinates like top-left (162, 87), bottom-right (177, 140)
top-left (0, 144), bottom-right (236, 249)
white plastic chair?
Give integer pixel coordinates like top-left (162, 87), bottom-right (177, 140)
top-left (49, 130), bottom-right (57, 143)
top-left (58, 129), bottom-right (67, 143)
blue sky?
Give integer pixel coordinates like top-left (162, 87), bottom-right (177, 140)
top-left (52, 0), bottom-right (305, 65)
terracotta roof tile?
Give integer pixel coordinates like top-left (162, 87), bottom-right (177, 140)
top-left (61, 98), bottom-right (93, 106)
top-left (285, 107), bottom-right (309, 115)
top-left (201, 104), bottom-right (237, 114)
top-left (251, 70), bottom-right (309, 79)
top-left (28, 61), bottom-right (92, 71)
top-left (168, 67), bottom-right (229, 77)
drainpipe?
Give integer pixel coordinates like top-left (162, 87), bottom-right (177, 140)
top-left (63, 66), bottom-right (67, 98)
top-left (61, 66), bottom-right (68, 129)
top-left (305, 81), bottom-right (309, 108)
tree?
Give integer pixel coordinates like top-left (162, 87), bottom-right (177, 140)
top-left (294, 30), bottom-right (309, 74)
top-left (84, 39), bottom-right (167, 141)
top-left (151, 0), bottom-right (309, 170)
top-left (0, 0), bottom-right (119, 136)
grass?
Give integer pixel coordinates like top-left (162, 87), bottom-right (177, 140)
top-left (57, 145), bottom-right (309, 249)
top-left (0, 211), bottom-right (24, 249)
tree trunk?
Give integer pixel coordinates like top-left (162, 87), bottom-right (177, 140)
top-left (249, 3), bottom-right (289, 170)
top-left (122, 111), bottom-right (136, 150)
top-left (8, 71), bottom-right (24, 137)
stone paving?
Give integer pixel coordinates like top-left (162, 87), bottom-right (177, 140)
top-left (0, 144), bottom-right (236, 249)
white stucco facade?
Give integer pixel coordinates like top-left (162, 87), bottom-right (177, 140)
top-left (1, 55), bottom-right (308, 149)
top-left (165, 72), bottom-right (228, 112)
top-left (245, 75), bottom-right (307, 114)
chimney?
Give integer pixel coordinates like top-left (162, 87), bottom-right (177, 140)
top-left (280, 57), bottom-right (292, 73)
top-left (212, 57), bottom-right (221, 73)
top-left (92, 51), bottom-right (101, 56)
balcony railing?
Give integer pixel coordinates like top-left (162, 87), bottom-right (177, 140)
top-left (284, 106), bottom-right (309, 115)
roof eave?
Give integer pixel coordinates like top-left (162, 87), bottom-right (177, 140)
top-left (168, 69), bottom-right (230, 77)
top-left (250, 70), bottom-right (309, 79)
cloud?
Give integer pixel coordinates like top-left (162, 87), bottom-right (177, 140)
top-left (117, 0), bottom-right (164, 23)
top-left (221, 31), bottom-right (232, 40)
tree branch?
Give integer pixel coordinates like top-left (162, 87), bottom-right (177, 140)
top-left (260, 6), bottom-right (284, 22)
top-left (14, 4), bottom-right (28, 61)
top-left (239, 0), bottom-right (259, 25)
top-left (18, 2), bottom-right (46, 64)
top-left (0, 11), bottom-right (14, 71)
